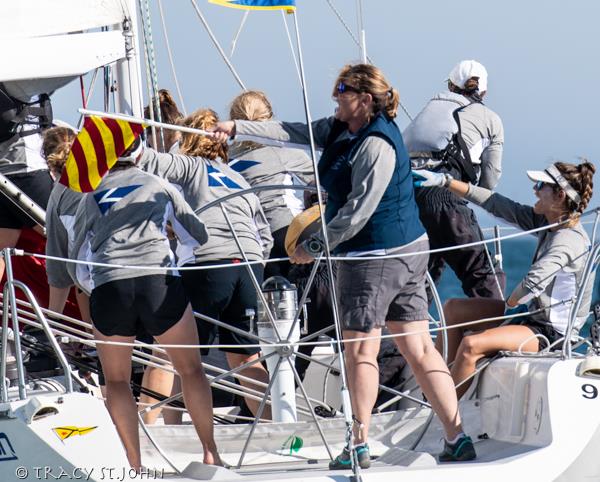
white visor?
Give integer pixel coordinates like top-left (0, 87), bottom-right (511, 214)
top-left (526, 170), bottom-right (556, 184)
top-left (527, 165), bottom-right (581, 205)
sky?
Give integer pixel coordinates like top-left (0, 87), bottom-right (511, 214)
top-left (52, 0), bottom-right (600, 226)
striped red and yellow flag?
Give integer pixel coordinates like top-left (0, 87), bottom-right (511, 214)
top-left (59, 116), bottom-right (145, 192)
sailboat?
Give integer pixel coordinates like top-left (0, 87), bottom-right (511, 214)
top-left (1, 1), bottom-right (600, 481)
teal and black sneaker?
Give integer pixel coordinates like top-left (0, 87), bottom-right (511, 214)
top-left (329, 444), bottom-right (371, 470)
top-left (438, 434), bottom-right (476, 462)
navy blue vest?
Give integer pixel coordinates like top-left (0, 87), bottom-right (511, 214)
top-left (319, 113), bottom-right (425, 254)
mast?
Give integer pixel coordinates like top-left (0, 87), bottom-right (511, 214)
top-left (114, 0), bottom-right (144, 117)
top-left (356, 0), bottom-right (367, 63)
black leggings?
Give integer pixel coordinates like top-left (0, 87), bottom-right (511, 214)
top-left (416, 186), bottom-right (505, 301)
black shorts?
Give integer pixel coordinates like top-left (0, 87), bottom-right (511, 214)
top-left (181, 261), bottom-right (263, 355)
top-left (264, 226), bottom-right (291, 279)
top-left (525, 321), bottom-right (562, 349)
top-left (0, 170), bottom-right (53, 229)
top-left (506, 307), bottom-right (562, 349)
top-left (90, 274), bottom-right (188, 337)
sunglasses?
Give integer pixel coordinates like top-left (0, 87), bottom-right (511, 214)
top-left (336, 82), bottom-right (361, 95)
top-left (534, 181), bottom-right (556, 191)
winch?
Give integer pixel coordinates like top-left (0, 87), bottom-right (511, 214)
top-left (257, 276), bottom-right (301, 423)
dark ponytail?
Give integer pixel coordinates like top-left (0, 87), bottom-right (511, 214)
top-left (448, 77), bottom-right (484, 102)
top-left (554, 160), bottom-right (595, 221)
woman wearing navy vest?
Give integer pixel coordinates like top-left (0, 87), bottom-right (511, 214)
top-left (211, 64), bottom-right (475, 465)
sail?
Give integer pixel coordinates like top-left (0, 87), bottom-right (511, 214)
top-left (0, 0), bottom-right (126, 38)
top-left (0, 31), bottom-right (126, 83)
top-left (0, 0), bottom-right (128, 82)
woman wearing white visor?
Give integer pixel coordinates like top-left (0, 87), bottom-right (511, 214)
top-left (413, 160), bottom-right (595, 399)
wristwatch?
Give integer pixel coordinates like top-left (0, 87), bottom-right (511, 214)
top-left (443, 173), bottom-right (453, 188)
top-left (303, 237), bottom-right (324, 256)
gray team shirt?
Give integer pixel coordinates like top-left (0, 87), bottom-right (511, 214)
top-left (466, 184), bottom-right (593, 334)
top-left (402, 91), bottom-right (504, 189)
top-left (70, 167), bottom-right (209, 288)
top-left (139, 149), bottom-right (273, 264)
top-left (45, 183), bottom-right (84, 288)
top-left (228, 143), bottom-right (314, 233)
top-left (234, 117), bottom-right (409, 253)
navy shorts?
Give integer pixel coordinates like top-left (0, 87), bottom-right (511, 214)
top-left (181, 261), bottom-right (263, 356)
top-left (90, 274), bottom-right (188, 337)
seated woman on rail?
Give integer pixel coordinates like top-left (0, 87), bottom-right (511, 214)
top-left (70, 134), bottom-right (221, 469)
top-left (414, 160), bottom-right (595, 399)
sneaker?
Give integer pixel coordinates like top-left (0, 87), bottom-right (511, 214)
top-left (329, 444), bottom-right (371, 470)
top-left (438, 434), bottom-right (476, 462)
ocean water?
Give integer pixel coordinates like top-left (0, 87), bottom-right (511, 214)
top-left (434, 237), bottom-right (600, 336)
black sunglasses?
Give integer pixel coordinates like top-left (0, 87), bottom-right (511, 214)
top-left (534, 181), bottom-right (556, 191)
top-left (336, 82), bottom-right (361, 95)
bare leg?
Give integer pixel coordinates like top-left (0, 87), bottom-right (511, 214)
top-left (140, 349), bottom-right (174, 425)
top-left (48, 286), bottom-right (71, 313)
top-left (93, 329), bottom-right (140, 469)
top-left (452, 325), bottom-right (539, 400)
top-left (388, 320), bottom-right (462, 440)
top-left (225, 352), bottom-right (271, 420)
top-left (156, 305), bottom-right (222, 466)
top-left (162, 375), bottom-right (183, 425)
top-left (0, 228), bottom-right (21, 281)
top-left (436, 298), bottom-right (505, 365)
top-left (342, 329), bottom-right (381, 444)
top-left (75, 290), bottom-right (92, 325)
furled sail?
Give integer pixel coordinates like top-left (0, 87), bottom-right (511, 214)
top-left (0, 0), bottom-right (126, 38)
top-left (0, 0), bottom-right (129, 83)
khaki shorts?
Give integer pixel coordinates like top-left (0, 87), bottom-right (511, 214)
top-left (336, 240), bottom-right (429, 333)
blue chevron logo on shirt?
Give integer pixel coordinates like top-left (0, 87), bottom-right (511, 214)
top-left (228, 159), bottom-right (260, 173)
top-left (93, 185), bottom-right (142, 215)
top-left (206, 164), bottom-right (242, 189)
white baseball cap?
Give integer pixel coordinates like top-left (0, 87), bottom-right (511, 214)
top-left (448, 60), bottom-right (488, 93)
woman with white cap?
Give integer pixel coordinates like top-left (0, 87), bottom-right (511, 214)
top-left (413, 160), bottom-right (595, 400)
top-left (403, 60), bottom-right (505, 301)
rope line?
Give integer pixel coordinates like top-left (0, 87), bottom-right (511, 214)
top-left (138, 0), bottom-right (158, 146)
top-left (324, 0), bottom-right (413, 121)
top-left (13, 209), bottom-right (597, 272)
top-left (140, 0), bottom-right (165, 150)
top-left (157, 0), bottom-right (187, 115)
top-left (13, 301), bottom-right (578, 351)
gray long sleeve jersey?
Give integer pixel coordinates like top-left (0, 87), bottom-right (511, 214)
top-left (227, 143), bottom-right (314, 233)
top-left (139, 149), bottom-right (273, 264)
top-left (466, 184), bottom-right (593, 334)
top-left (402, 91), bottom-right (504, 189)
top-left (234, 117), bottom-right (401, 253)
top-left (45, 183), bottom-right (84, 288)
top-left (70, 168), bottom-right (209, 288)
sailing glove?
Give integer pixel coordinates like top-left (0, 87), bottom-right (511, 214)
top-left (412, 170), bottom-right (452, 188)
